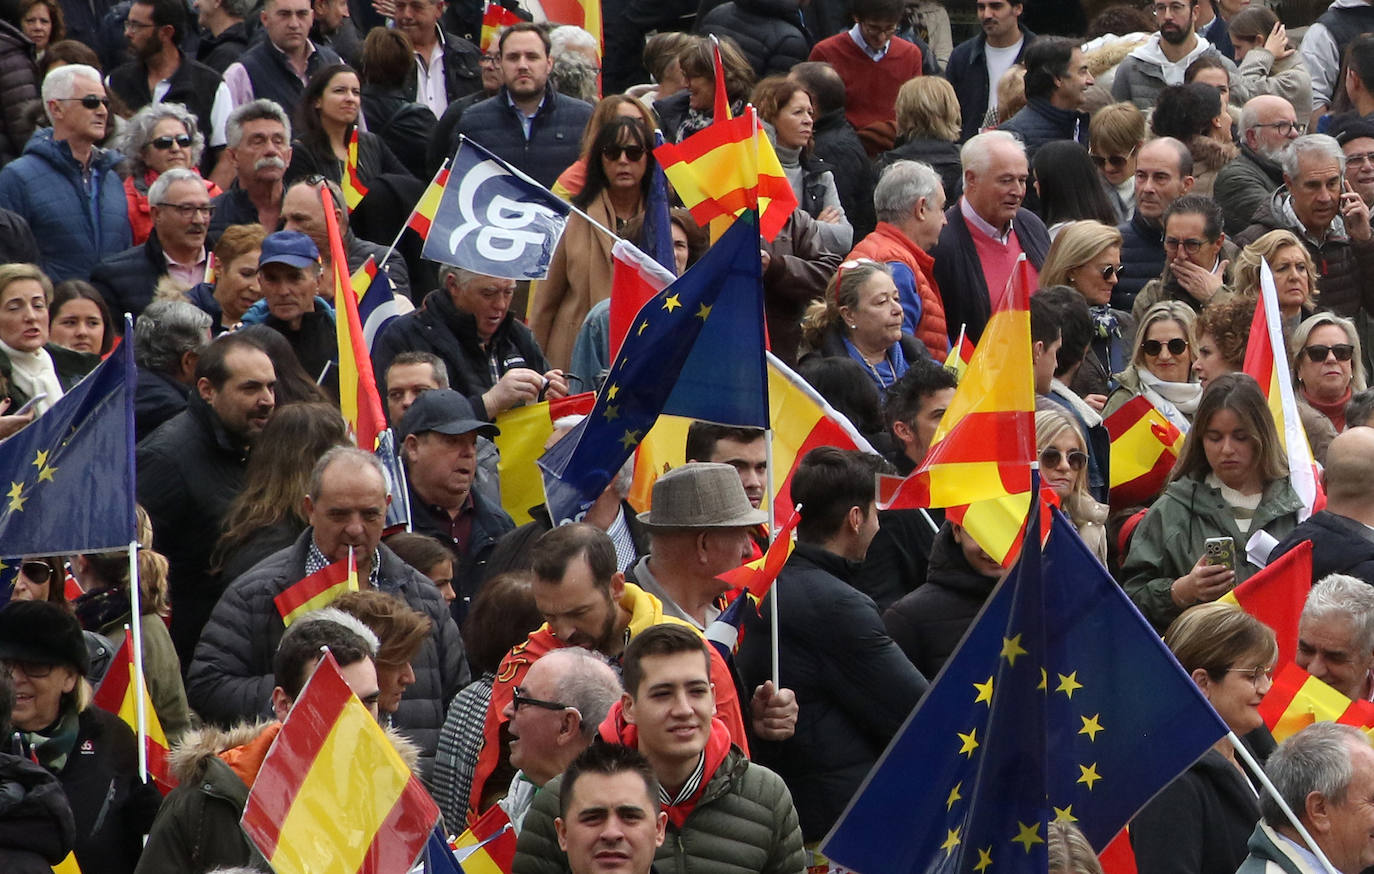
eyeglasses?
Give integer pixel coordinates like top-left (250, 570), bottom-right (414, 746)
top-left (1098, 264), bottom-right (1123, 280)
top-left (602, 144), bottom-right (645, 162)
top-left (157, 202), bottom-right (213, 218)
top-left (1039, 448), bottom-right (1088, 471)
top-left (20, 560), bottom-right (51, 582)
top-left (1089, 149), bottom-right (1135, 170)
top-left (1347, 151), bottom-right (1374, 167)
top-left (1163, 236), bottom-right (1212, 254)
top-left (122, 18), bottom-right (156, 30)
top-left (1252, 120), bottom-right (1306, 136)
top-left (1142, 337), bottom-right (1189, 357)
top-left (1152, 2), bottom-right (1189, 14)
top-left (150, 134), bottom-right (192, 150)
top-left (1, 659), bottom-right (54, 678)
top-left (1226, 666), bottom-right (1275, 686)
top-left (481, 53), bottom-right (500, 64)
top-left (57, 94), bottom-right (109, 110)
top-left (512, 686), bottom-right (570, 712)
top-left (858, 19), bottom-right (899, 35)
top-left (1302, 343), bottom-right (1355, 363)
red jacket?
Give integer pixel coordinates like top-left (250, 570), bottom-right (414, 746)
top-left (848, 222), bottom-right (948, 357)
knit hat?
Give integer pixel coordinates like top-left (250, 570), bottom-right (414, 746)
top-left (0, 600), bottom-right (90, 676)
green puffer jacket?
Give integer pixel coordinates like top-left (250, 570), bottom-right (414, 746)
top-left (512, 747), bottom-right (806, 874)
top-left (1121, 475), bottom-right (1303, 633)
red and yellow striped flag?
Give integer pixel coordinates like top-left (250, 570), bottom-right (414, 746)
top-left (407, 162), bottom-right (450, 237)
top-left (493, 392), bottom-right (598, 524)
top-left (324, 190), bottom-right (387, 450)
top-left (534, 0), bottom-right (601, 56)
top-left (453, 803), bottom-right (516, 874)
top-left (943, 323), bottom-right (973, 381)
top-left (719, 503), bottom-right (799, 603)
top-left (1103, 395), bottom-right (1185, 510)
top-left (1218, 538), bottom-right (1312, 668)
top-left (91, 628), bottom-right (176, 793)
top-left (343, 126), bottom-right (368, 210)
top-left (877, 257), bottom-right (1036, 511)
top-left (479, 2), bottom-right (523, 52)
top-left (241, 651), bottom-right (439, 874)
top-left (1258, 661), bottom-right (1374, 743)
top-left (273, 554), bottom-right (358, 626)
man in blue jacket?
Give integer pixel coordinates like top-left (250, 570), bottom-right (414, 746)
top-left (0, 64), bottom-right (131, 281)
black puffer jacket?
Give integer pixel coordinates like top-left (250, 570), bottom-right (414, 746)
top-left (90, 228), bottom-right (174, 321)
top-left (812, 107), bottom-right (876, 238)
top-left (362, 84), bottom-right (435, 179)
top-left (696, 0), bottom-right (809, 78)
top-left (372, 287), bottom-right (552, 422)
top-left (996, 97), bottom-right (1089, 163)
top-left (1114, 210), bottom-right (1165, 312)
top-left (735, 543), bottom-right (929, 840)
top-left (185, 530), bottom-right (470, 781)
top-left (883, 523), bottom-right (1000, 678)
top-left (0, 20), bottom-right (37, 166)
top-left (450, 86), bottom-right (593, 188)
top-left (1269, 510), bottom-right (1374, 586)
top-left (878, 135), bottom-right (963, 204)
top-left (0, 342), bottom-right (97, 410)
top-left (0, 752), bottom-right (75, 873)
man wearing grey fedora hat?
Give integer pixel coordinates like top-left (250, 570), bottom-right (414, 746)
top-left (627, 462), bottom-right (769, 631)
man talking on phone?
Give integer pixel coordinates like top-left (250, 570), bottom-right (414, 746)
top-left (1236, 135), bottom-right (1374, 334)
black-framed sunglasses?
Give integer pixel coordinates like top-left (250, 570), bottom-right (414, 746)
top-left (1, 658), bottom-right (54, 678)
top-left (1142, 338), bottom-right (1189, 357)
top-left (1303, 343), bottom-right (1355, 363)
top-left (602, 144), bottom-right (645, 162)
top-left (1090, 148), bottom-right (1136, 170)
top-left (512, 686), bottom-right (570, 712)
top-left (1039, 448), bottom-right (1088, 471)
top-left (150, 134), bottom-right (192, 150)
top-left (1099, 264), bottom-right (1123, 280)
top-left (58, 94), bottom-right (109, 110)
top-left (20, 560), bottom-right (51, 583)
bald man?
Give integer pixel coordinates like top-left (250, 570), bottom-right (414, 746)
top-left (1270, 426), bottom-right (1374, 584)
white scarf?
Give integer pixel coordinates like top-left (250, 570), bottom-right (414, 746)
top-left (1136, 368), bottom-right (1202, 431)
top-left (1, 339), bottom-right (63, 416)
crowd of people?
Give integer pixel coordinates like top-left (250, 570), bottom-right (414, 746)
top-left (5, 0), bottom-right (1374, 870)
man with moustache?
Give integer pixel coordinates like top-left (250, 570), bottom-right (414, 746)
top-left (92, 169), bottom-right (212, 318)
top-left (209, 100), bottom-right (292, 237)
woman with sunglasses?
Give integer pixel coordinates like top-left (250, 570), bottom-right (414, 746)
top-left (112, 103), bottom-right (220, 246)
top-left (1089, 102), bottom-right (1146, 224)
top-left (1122, 373), bottom-right (1302, 633)
top-left (10, 556), bottom-right (65, 604)
top-left (1104, 301), bottom-right (1201, 429)
top-left (1129, 601), bottom-right (1276, 874)
top-left (1037, 408), bottom-right (1109, 563)
top-left (1290, 313), bottom-right (1365, 464)
top-left (529, 105), bottom-right (656, 372)
top-left (1233, 229), bottom-right (1318, 335)
top-left (285, 63), bottom-right (412, 193)
top-left (1041, 221), bottom-right (1135, 400)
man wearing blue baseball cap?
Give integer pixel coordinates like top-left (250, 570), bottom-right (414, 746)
top-left (258, 229), bottom-right (338, 396)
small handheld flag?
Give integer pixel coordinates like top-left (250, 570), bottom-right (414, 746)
top-left (343, 126), bottom-right (369, 210)
top-left (92, 628), bottom-right (177, 793)
top-left (273, 552), bottom-right (358, 626)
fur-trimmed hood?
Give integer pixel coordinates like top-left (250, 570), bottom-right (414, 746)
top-left (169, 719), bottom-right (424, 785)
top-left (1188, 135), bottom-right (1239, 173)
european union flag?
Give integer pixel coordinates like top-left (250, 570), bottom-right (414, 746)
top-left (422, 136), bottom-right (572, 279)
top-left (421, 827), bottom-right (461, 874)
top-left (0, 328), bottom-right (136, 556)
top-left (821, 505), bottom-right (1228, 873)
top-left (538, 217), bottom-right (766, 525)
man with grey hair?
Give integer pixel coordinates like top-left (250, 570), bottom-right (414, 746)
top-left (848, 159), bottom-right (948, 357)
top-left (1215, 95), bottom-right (1303, 235)
top-left (92, 167), bottom-right (212, 318)
top-left (0, 64), bottom-right (131, 281)
top-left (133, 298), bottom-right (213, 440)
top-left (373, 265), bottom-right (567, 422)
top-left (1295, 574), bottom-right (1374, 701)
top-left (931, 130), bottom-right (1049, 344)
top-left (187, 444), bottom-right (469, 777)
top-left (1271, 427), bottom-right (1374, 585)
top-left (195, 0), bottom-right (252, 73)
top-left (279, 176), bottom-right (411, 299)
top-left (1237, 721), bottom-right (1374, 874)
top-left (1237, 134), bottom-right (1374, 324)
top-left (210, 99), bottom-right (292, 237)
top-left (549, 25), bottom-right (600, 103)
top-left (499, 647), bottom-right (622, 832)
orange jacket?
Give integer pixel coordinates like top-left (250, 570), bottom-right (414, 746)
top-left (848, 222), bottom-right (948, 358)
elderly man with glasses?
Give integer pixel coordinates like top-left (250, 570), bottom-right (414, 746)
top-left (1216, 95), bottom-right (1305, 234)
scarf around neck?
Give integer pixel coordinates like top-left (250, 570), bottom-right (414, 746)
top-left (1136, 367), bottom-right (1202, 431)
top-left (0, 339), bottom-right (63, 415)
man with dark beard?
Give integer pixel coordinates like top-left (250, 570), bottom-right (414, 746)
top-left (1113, 0), bottom-right (1242, 111)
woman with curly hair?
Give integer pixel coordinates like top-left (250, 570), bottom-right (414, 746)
top-left (112, 103), bottom-right (220, 244)
top-left (1192, 295), bottom-right (1254, 388)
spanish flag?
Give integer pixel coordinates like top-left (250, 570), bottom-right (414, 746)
top-left (343, 126), bottom-right (368, 210)
top-left (1242, 260), bottom-right (1322, 518)
top-left (91, 628), bottom-right (176, 792)
top-left (323, 189), bottom-right (387, 451)
top-left (1103, 394), bottom-right (1185, 510)
top-left (452, 803), bottom-right (516, 874)
top-left (943, 323), bottom-right (972, 381)
top-left (877, 256), bottom-right (1036, 511)
top-left (1258, 661), bottom-right (1374, 743)
top-left (1219, 539), bottom-right (1312, 668)
top-left (479, 2), bottom-right (523, 52)
top-left (719, 502), bottom-right (799, 602)
top-left (406, 161), bottom-right (450, 238)
top-left (492, 392), bottom-right (597, 524)
top-left (240, 651), bottom-right (439, 874)
top-left (273, 553), bottom-right (358, 626)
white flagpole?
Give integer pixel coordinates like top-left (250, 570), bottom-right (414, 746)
top-left (1228, 731), bottom-right (1340, 874)
top-left (379, 158), bottom-right (450, 269)
top-left (127, 542), bottom-right (148, 783)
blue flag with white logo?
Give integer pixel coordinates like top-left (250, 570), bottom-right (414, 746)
top-left (421, 137), bottom-right (572, 279)
top-left (821, 504), bottom-right (1229, 873)
top-left (0, 323), bottom-right (136, 556)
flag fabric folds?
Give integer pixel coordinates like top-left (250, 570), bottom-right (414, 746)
top-left (608, 239), bottom-right (675, 361)
top-left (1218, 539), bottom-right (1312, 669)
top-left (821, 505), bottom-right (1229, 872)
top-left (479, 2), bottom-right (523, 51)
top-left (452, 803), bottom-right (517, 874)
top-left (407, 162), bottom-right (451, 238)
top-left (1258, 662), bottom-right (1374, 743)
top-left (531, 0), bottom-right (600, 56)
top-left (92, 628), bottom-right (177, 792)
top-left (343, 126), bottom-right (369, 210)
top-left (422, 827), bottom-right (462, 874)
top-left (538, 217), bottom-right (765, 525)
top-left (719, 504), bottom-right (799, 600)
top-left (1243, 260), bottom-right (1322, 519)
top-left (352, 257), bottom-right (399, 354)
top-left (325, 193), bottom-right (387, 450)
top-left (0, 329), bottom-right (135, 555)
top-left (640, 130), bottom-right (675, 273)
top-left (492, 392), bottom-right (598, 525)
top-left (1103, 395), bottom-right (1185, 510)
top-left (273, 555), bottom-right (358, 626)
top-left (877, 257), bottom-right (1036, 512)
top-left (241, 651), bottom-right (439, 874)
top-left (421, 138), bottom-right (572, 279)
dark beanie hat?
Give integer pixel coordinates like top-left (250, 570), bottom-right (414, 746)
top-left (0, 601), bottom-right (90, 676)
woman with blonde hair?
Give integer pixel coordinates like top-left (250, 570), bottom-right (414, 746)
top-left (799, 259), bottom-right (923, 390)
top-left (1290, 312), bottom-right (1366, 462)
top-left (1037, 408), bottom-right (1109, 563)
top-left (1104, 301), bottom-right (1201, 427)
top-left (0, 262), bottom-right (98, 425)
top-left (1048, 822), bottom-right (1105, 874)
top-left (1233, 229), bottom-right (1318, 333)
top-left (878, 76), bottom-right (963, 201)
top-left (1042, 221), bottom-right (1135, 398)
top-left (1122, 373), bottom-right (1301, 632)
